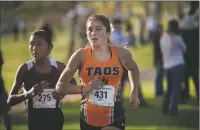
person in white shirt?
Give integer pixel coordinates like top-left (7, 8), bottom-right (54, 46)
top-left (160, 20), bottom-right (186, 115)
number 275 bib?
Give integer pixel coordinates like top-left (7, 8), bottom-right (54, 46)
top-left (32, 89), bottom-right (56, 108)
top-left (88, 85), bottom-right (115, 106)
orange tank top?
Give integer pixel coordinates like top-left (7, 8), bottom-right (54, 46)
top-left (79, 44), bottom-right (123, 127)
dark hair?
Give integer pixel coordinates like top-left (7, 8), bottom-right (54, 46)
top-left (112, 18), bottom-right (122, 25)
top-left (86, 14), bottom-right (111, 33)
top-left (31, 30), bottom-right (52, 46)
top-left (167, 20), bottom-right (180, 35)
top-left (40, 23), bottom-right (53, 40)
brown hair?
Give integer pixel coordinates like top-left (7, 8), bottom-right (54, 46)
top-left (167, 20), bottom-right (180, 35)
top-left (85, 14), bottom-right (111, 47)
top-left (86, 14), bottom-right (111, 33)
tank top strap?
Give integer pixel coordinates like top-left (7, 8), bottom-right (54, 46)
top-left (49, 59), bottom-right (58, 69)
top-left (26, 60), bottom-right (33, 71)
top-left (109, 44), bottom-right (118, 60)
top-left (84, 47), bottom-right (92, 61)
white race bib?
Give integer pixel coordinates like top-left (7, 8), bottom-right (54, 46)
top-left (88, 85), bottom-right (115, 106)
top-left (32, 89), bottom-right (56, 108)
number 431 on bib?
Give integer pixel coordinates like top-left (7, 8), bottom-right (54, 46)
top-left (89, 85), bottom-right (115, 106)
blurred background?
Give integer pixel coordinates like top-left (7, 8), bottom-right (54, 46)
top-left (0, 1), bottom-right (199, 130)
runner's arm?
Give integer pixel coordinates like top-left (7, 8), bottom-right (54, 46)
top-left (7, 64), bottom-right (30, 106)
top-left (57, 62), bottom-right (77, 85)
top-left (120, 48), bottom-right (140, 96)
top-left (57, 62), bottom-right (77, 99)
top-left (55, 49), bottom-right (88, 96)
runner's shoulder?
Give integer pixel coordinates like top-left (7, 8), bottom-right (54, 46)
top-left (114, 45), bottom-right (132, 59)
top-left (72, 48), bottom-right (86, 62)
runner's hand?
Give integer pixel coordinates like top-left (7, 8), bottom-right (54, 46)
top-left (27, 84), bottom-right (43, 97)
top-left (52, 91), bottom-right (64, 100)
top-left (82, 79), bottom-right (105, 93)
top-left (129, 93), bottom-right (140, 109)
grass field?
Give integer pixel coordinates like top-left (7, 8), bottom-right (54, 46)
top-left (9, 97), bottom-right (199, 130)
top-left (1, 31), bottom-right (199, 130)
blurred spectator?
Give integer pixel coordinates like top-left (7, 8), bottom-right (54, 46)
top-left (19, 19), bottom-right (28, 40)
top-left (179, 1), bottom-right (199, 102)
top-left (76, 4), bottom-right (89, 47)
top-left (110, 18), bottom-right (128, 46)
top-left (0, 50), bottom-right (12, 130)
top-left (146, 15), bottom-right (158, 42)
top-left (152, 23), bottom-right (164, 96)
top-left (113, 2), bottom-right (123, 20)
top-left (125, 21), bottom-right (136, 47)
top-left (12, 21), bottom-right (19, 42)
top-left (139, 15), bottom-right (148, 45)
top-left (160, 20), bottom-right (186, 115)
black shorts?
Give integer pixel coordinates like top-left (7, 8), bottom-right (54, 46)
top-left (80, 101), bottom-right (125, 130)
top-left (80, 116), bottom-right (125, 130)
top-left (28, 117), bottom-right (64, 130)
top-left (28, 122), bottom-right (63, 130)
top-left (28, 110), bottom-right (64, 130)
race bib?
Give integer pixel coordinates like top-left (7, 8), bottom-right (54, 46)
top-left (88, 85), bottom-right (115, 106)
top-left (32, 89), bottom-right (56, 108)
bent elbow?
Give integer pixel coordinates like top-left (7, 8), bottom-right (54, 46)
top-left (55, 82), bottom-right (67, 96)
top-left (55, 86), bottom-right (62, 95)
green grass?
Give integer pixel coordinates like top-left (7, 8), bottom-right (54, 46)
top-left (1, 31), bottom-right (199, 130)
top-left (8, 96), bottom-right (199, 130)
top-left (6, 82), bottom-right (199, 130)
top-left (130, 45), bottom-right (153, 71)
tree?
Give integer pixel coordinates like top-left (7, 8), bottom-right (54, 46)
top-left (67, 2), bottom-right (78, 61)
top-left (177, 1), bottom-right (184, 20)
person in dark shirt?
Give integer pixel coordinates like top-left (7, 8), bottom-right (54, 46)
top-left (125, 21), bottom-right (136, 47)
top-left (152, 23), bottom-right (164, 96)
top-left (0, 50), bottom-right (12, 130)
top-left (180, 1), bottom-right (199, 102)
top-left (7, 30), bottom-right (76, 130)
top-left (12, 22), bottom-right (19, 42)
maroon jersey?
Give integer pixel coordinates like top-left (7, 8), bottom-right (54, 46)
top-left (23, 59), bottom-right (63, 123)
